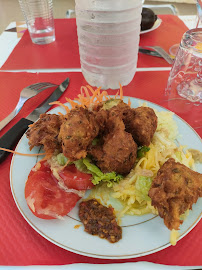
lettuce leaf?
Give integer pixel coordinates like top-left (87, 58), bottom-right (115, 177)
top-left (74, 159), bottom-right (91, 174)
top-left (75, 158), bottom-right (123, 187)
top-left (137, 146), bottom-right (150, 158)
top-left (135, 176), bottom-right (152, 202)
top-left (57, 153), bottom-right (68, 166)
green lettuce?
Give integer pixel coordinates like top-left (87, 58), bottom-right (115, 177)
top-left (137, 146), bottom-right (150, 158)
top-left (57, 153), bottom-right (68, 166)
top-left (135, 176), bottom-right (152, 202)
top-left (75, 158), bottom-right (123, 187)
top-left (74, 158), bottom-right (91, 174)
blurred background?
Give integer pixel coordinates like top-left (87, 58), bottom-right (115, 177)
top-left (0, 0), bottom-right (197, 34)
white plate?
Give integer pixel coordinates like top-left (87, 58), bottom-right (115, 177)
top-left (141, 18), bottom-right (162, 34)
top-left (10, 97), bottom-right (202, 259)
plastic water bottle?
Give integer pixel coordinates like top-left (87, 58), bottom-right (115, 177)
top-left (75, 0), bottom-right (143, 89)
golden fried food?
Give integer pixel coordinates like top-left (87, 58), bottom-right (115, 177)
top-left (93, 99), bottom-right (128, 136)
top-left (97, 100), bottom-right (157, 147)
top-left (124, 107), bottom-right (157, 146)
top-left (89, 116), bottom-right (137, 175)
top-left (93, 109), bottom-right (109, 136)
top-left (59, 107), bottom-right (99, 161)
top-left (26, 113), bottom-right (62, 154)
top-left (149, 158), bottom-right (202, 230)
top-left (109, 100), bottom-right (131, 118)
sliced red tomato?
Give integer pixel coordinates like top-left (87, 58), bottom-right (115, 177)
top-left (25, 161), bottom-right (80, 219)
top-left (28, 160), bottom-right (50, 178)
top-left (59, 164), bottom-right (94, 190)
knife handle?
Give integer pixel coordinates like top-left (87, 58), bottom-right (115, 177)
top-left (0, 118), bottom-right (33, 163)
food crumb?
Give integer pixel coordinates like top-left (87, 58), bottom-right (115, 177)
top-left (74, 224), bottom-right (82, 229)
top-left (170, 229), bottom-right (179, 246)
top-left (189, 149), bottom-right (202, 163)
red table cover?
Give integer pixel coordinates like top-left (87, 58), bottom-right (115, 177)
top-left (1, 15), bottom-right (188, 70)
top-left (0, 71), bottom-right (201, 266)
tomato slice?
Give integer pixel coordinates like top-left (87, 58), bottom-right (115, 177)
top-left (59, 164), bottom-right (94, 190)
top-left (25, 161), bottom-right (80, 219)
top-left (28, 160), bottom-right (50, 178)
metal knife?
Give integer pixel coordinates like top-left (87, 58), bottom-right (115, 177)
top-left (139, 47), bottom-right (162, 58)
top-left (0, 77), bottom-right (70, 163)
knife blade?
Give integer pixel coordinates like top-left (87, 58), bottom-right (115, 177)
top-left (0, 77), bottom-right (70, 163)
top-left (139, 47), bottom-right (162, 58)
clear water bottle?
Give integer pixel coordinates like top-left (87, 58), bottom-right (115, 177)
top-left (75, 0), bottom-right (143, 89)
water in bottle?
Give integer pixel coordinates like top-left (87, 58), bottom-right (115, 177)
top-left (75, 0), bottom-right (143, 89)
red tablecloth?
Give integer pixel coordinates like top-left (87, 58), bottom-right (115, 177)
top-left (1, 15), bottom-right (188, 70)
top-left (0, 71), bottom-right (201, 266)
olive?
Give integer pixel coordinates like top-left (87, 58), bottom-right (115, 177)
top-left (141, 8), bottom-right (158, 31)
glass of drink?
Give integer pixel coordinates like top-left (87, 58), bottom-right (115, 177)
top-left (166, 28), bottom-right (202, 103)
top-left (18, 0), bottom-right (55, 45)
top-left (75, 0), bottom-right (143, 89)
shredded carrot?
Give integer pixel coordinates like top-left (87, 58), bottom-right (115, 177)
top-left (95, 87), bottom-right (101, 102)
top-left (115, 90), bottom-right (119, 99)
top-left (49, 101), bottom-right (70, 113)
top-left (119, 83), bottom-right (123, 100)
top-left (0, 147), bottom-right (45, 156)
top-left (86, 85), bottom-right (95, 95)
top-left (102, 91), bottom-right (110, 101)
top-left (128, 98), bottom-right (131, 107)
top-left (65, 98), bottom-right (78, 109)
top-left (91, 87), bottom-right (101, 103)
top-left (81, 86), bottom-right (90, 99)
top-left (74, 97), bottom-right (86, 108)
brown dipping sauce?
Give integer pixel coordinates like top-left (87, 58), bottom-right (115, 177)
top-left (79, 199), bottom-right (122, 243)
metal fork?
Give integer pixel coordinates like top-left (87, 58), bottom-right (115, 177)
top-left (0, 82), bottom-right (58, 131)
top-left (141, 46), bottom-right (174, 64)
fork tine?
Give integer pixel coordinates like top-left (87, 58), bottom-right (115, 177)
top-left (0, 82), bottom-right (58, 131)
top-left (28, 82), bottom-right (57, 90)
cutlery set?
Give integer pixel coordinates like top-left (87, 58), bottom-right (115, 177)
top-left (0, 77), bottom-right (70, 163)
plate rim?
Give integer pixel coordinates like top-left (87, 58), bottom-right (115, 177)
top-left (10, 96), bottom-right (202, 259)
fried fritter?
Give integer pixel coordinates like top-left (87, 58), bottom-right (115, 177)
top-left (59, 107), bottom-right (99, 161)
top-left (93, 109), bottom-right (109, 136)
top-left (149, 158), bottom-right (202, 230)
top-left (93, 99), bottom-right (128, 136)
top-left (26, 113), bottom-right (62, 154)
top-left (124, 107), bottom-right (157, 146)
top-left (108, 100), bottom-right (131, 119)
top-left (89, 116), bottom-right (137, 175)
top-left (95, 100), bottom-right (157, 147)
